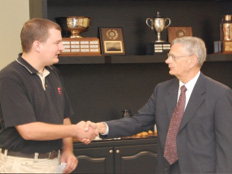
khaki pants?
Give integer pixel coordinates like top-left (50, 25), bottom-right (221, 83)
top-left (0, 149), bottom-right (60, 173)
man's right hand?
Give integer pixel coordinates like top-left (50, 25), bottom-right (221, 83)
top-left (75, 121), bottom-right (98, 143)
top-left (96, 122), bottom-right (107, 135)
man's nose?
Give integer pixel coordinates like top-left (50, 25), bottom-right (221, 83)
top-left (165, 56), bottom-right (172, 64)
top-left (59, 43), bottom-right (65, 51)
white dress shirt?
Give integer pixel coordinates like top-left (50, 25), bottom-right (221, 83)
top-left (179, 71), bottom-right (200, 109)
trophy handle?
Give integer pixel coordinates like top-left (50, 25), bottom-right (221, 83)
top-left (86, 16), bottom-right (93, 31)
top-left (146, 18), bottom-right (154, 30)
top-left (164, 18), bottom-right (171, 29)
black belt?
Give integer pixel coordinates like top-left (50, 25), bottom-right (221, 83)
top-left (1, 149), bottom-right (60, 159)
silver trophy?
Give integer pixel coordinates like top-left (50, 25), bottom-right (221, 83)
top-left (146, 12), bottom-right (171, 43)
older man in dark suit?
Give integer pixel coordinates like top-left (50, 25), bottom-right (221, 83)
top-left (96, 36), bottom-right (232, 174)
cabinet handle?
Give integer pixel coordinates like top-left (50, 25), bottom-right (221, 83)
top-left (109, 150), bottom-right (113, 154)
top-left (116, 150), bottom-right (120, 153)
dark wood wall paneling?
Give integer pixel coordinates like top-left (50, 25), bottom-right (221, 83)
top-left (56, 61), bottom-right (232, 123)
top-left (48, 0), bottom-right (232, 123)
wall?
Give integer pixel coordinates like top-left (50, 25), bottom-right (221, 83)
top-left (0, 0), bottom-right (29, 70)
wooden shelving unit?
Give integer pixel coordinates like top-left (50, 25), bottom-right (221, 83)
top-left (58, 54), bottom-right (232, 64)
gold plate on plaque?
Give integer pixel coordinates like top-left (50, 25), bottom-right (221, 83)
top-left (60, 37), bottom-right (101, 56)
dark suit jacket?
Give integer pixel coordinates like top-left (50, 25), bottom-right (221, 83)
top-left (105, 73), bottom-right (232, 174)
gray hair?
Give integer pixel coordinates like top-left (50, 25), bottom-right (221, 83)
top-left (172, 36), bottom-right (207, 67)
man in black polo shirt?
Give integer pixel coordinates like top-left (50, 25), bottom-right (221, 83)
top-left (0, 18), bottom-right (98, 173)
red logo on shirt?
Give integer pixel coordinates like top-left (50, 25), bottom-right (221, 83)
top-left (57, 87), bottom-right (62, 94)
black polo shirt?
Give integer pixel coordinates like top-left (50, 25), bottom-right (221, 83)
top-left (0, 54), bottom-right (73, 153)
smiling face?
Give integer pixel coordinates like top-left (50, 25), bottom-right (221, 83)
top-left (165, 43), bottom-right (196, 82)
top-left (39, 28), bottom-right (64, 66)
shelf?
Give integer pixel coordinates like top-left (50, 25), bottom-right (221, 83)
top-left (58, 55), bottom-right (167, 64)
top-left (74, 137), bottom-right (157, 149)
top-left (58, 55), bottom-right (105, 64)
top-left (110, 55), bottom-right (166, 64)
top-left (57, 54), bottom-right (232, 65)
top-left (206, 53), bottom-right (232, 62)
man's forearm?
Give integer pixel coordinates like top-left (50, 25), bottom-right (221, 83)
top-left (16, 118), bottom-right (98, 141)
top-left (16, 121), bottom-right (77, 140)
top-left (63, 118), bottom-right (74, 152)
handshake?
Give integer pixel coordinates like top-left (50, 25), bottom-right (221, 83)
top-left (74, 121), bottom-right (107, 144)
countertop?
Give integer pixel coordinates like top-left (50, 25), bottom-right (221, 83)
top-left (73, 136), bottom-right (157, 149)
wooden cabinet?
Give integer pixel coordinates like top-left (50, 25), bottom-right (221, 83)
top-left (114, 144), bottom-right (157, 174)
top-left (73, 147), bottom-right (114, 173)
top-left (72, 138), bottom-right (157, 174)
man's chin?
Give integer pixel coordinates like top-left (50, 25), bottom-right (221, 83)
top-left (169, 71), bottom-right (175, 76)
top-left (53, 58), bottom-right (59, 64)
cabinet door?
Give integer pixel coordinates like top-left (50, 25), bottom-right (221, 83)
top-left (114, 144), bottom-right (157, 174)
top-left (73, 147), bottom-right (114, 174)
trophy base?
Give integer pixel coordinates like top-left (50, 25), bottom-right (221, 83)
top-left (146, 42), bottom-right (170, 54)
top-left (222, 40), bottom-right (232, 54)
top-left (70, 35), bottom-right (82, 38)
top-left (214, 41), bottom-right (222, 53)
top-left (60, 37), bottom-right (101, 56)
top-left (154, 40), bottom-right (165, 43)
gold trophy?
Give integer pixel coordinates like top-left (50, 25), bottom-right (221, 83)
top-left (67, 16), bottom-right (91, 38)
top-left (146, 12), bottom-right (171, 53)
top-left (60, 16), bottom-right (101, 56)
top-left (220, 14), bottom-right (232, 53)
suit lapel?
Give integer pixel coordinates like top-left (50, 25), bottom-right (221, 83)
top-left (179, 73), bottom-right (206, 132)
top-left (165, 79), bottom-right (179, 120)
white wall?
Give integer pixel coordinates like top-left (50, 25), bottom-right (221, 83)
top-left (0, 0), bottom-right (29, 70)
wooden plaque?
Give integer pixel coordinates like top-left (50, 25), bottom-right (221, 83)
top-left (100, 27), bottom-right (125, 55)
top-left (168, 27), bottom-right (193, 44)
top-left (60, 37), bottom-right (101, 56)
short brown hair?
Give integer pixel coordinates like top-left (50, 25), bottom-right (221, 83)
top-left (20, 18), bottom-right (61, 53)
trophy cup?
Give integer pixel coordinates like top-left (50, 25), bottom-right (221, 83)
top-left (59, 16), bottom-right (101, 56)
top-left (220, 14), bottom-right (232, 53)
top-left (146, 12), bottom-right (171, 53)
top-left (66, 16), bottom-right (91, 38)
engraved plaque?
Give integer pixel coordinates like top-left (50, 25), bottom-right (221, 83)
top-left (154, 42), bottom-right (171, 53)
top-left (60, 37), bottom-right (101, 56)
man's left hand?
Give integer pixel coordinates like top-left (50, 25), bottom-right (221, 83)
top-left (60, 150), bottom-right (78, 174)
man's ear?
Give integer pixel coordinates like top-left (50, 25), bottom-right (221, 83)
top-left (189, 54), bottom-right (198, 68)
top-left (32, 40), bottom-right (41, 52)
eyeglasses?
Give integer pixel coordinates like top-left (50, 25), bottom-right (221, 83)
top-left (167, 53), bottom-right (191, 61)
